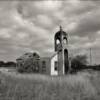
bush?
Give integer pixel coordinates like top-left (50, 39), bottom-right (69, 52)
top-left (17, 52), bottom-right (40, 73)
top-left (71, 55), bottom-right (88, 71)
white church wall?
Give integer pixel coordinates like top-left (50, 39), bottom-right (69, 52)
top-left (51, 54), bottom-right (58, 75)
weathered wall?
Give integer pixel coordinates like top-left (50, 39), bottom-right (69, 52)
top-left (58, 51), bottom-right (65, 75)
top-left (51, 54), bottom-right (58, 75)
top-left (39, 58), bottom-right (51, 75)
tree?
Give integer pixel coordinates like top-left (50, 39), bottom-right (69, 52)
top-left (5, 61), bottom-right (16, 67)
top-left (0, 61), bottom-right (5, 67)
top-left (71, 54), bottom-right (88, 71)
top-left (17, 52), bottom-right (40, 73)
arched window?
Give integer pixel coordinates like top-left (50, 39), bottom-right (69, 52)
top-left (56, 39), bottom-right (60, 45)
top-left (63, 37), bottom-right (67, 44)
top-left (64, 49), bottom-right (69, 74)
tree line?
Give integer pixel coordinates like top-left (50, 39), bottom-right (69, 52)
top-left (0, 61), bottom-right (16, 67)
top-left (0, 53), bottom-right (100, 73)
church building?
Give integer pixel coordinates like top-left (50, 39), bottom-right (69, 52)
top-left (16, 26), bottom-right (69, 75)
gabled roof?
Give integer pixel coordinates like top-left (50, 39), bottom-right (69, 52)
top-left (50, 52), bottom-right (57, 59)
top-left (16, 52), bottom-right (40, 60)
top-left (16, 51), bottom-right (57, 61)
top-left (16, 52), bottom-right (33, 60)
top-left (41, 52), bottom-right (57, 60)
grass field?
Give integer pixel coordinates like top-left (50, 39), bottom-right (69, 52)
top-left (0, 68), bottom-right (100, 100)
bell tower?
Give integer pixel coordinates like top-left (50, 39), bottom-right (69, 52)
top-left (54, 26), bottom-right (69, 75)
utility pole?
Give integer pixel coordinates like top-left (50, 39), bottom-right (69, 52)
top-left (90, 47), bottom-right (92, 65)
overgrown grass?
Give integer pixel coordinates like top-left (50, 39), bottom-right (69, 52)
top-left (0, 70), bottom-right (100, 100)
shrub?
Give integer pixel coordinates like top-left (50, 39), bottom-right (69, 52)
top-left (16, 52), bottom-right (40, 73)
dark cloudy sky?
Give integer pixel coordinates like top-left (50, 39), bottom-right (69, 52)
top-left (0, 0), bottom-right (100, 64)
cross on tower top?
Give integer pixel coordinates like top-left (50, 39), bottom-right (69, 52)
top-left (60, 25), bottom-right (63, 31)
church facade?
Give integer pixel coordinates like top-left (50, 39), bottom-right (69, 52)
top-left (16, 26), bottom-right (70, 75)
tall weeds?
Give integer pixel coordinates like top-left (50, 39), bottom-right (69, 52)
top-left (0, 71), bottom-right (99, 100)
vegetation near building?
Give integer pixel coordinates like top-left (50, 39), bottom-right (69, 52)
top-left (16, 52), bottom-right (40, 73)
top-left (71, 55), bottom-right (88, 72)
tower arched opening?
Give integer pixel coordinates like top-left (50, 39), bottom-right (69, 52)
top-left (56, 39), bottom-right (60, 45)
top-left (64, 49), bottom-right (69, 74)
top-left (63, 37), bottom-right (68, 44)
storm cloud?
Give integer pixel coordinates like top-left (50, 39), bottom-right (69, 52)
top-left (0, 0), bottom-right (100, 64)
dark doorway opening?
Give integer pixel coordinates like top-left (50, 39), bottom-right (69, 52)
top-left (64, 49), bottom-right (69, 74)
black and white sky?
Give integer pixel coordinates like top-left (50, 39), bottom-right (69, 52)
top-left (0, 0), bottom-right (100, 64)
